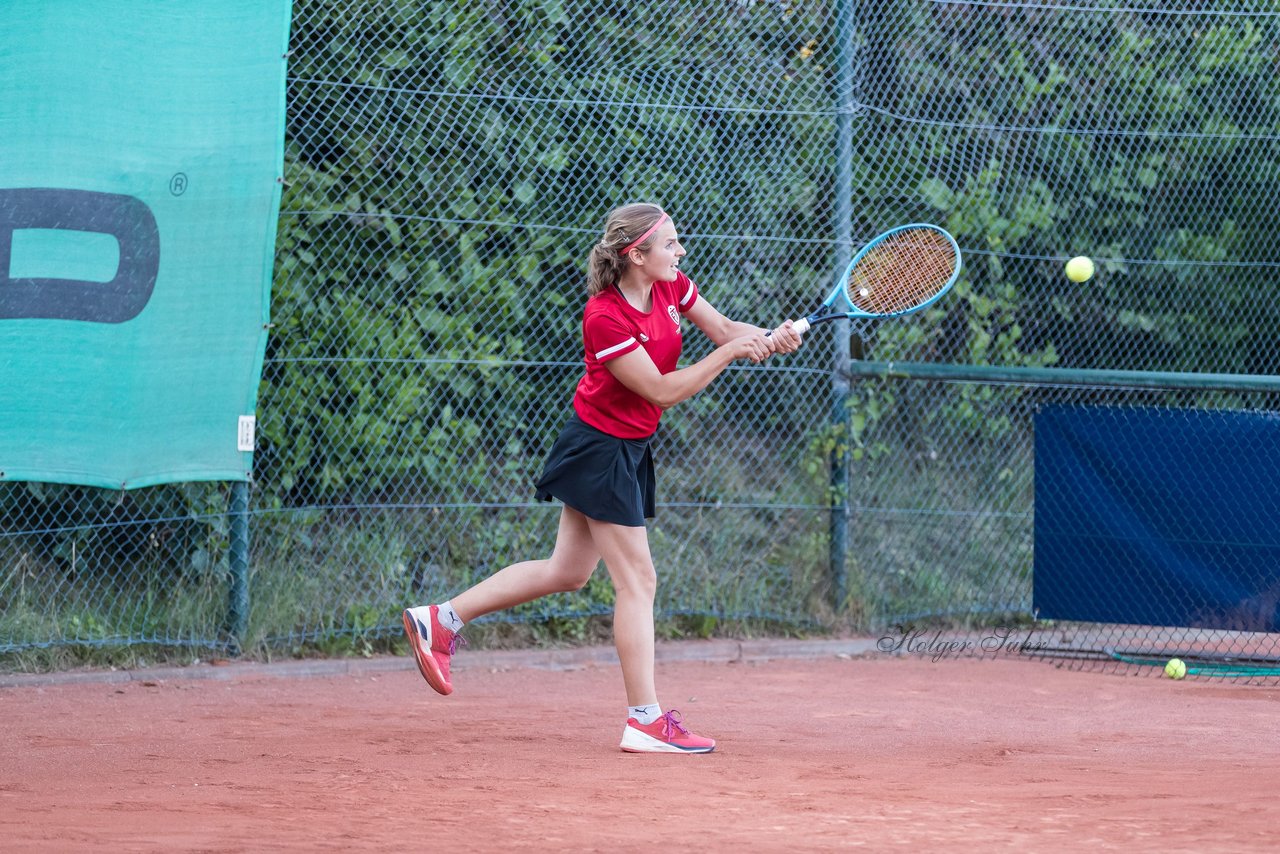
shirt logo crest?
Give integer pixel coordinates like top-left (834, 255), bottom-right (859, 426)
top-left (667, 305), bottom-right (680, 327)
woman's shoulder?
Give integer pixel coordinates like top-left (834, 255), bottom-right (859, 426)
top-left (646, 271), bottom-right (683, 296)
top-left (659, 271), bottom-right (698, 309)
top-left (585, 286), bottom-right (620, 310)
top-left (583, 287), bottom-right (627, 322)
top-left (666, 270), bottom-right (693, 289)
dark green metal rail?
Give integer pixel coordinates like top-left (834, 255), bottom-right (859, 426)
top-left (847, 361), bottom-right (1280, 393)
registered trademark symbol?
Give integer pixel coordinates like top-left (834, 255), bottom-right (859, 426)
top-left (170, 173), bottom-right (188, 196)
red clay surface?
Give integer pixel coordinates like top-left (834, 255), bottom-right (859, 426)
top-left (2, 641), bottom-right (1277, 852)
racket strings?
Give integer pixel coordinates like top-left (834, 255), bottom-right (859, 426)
top-left (846, 228), bottom-right (957, 315)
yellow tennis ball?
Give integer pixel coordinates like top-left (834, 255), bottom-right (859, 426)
top-left (1065, 256), bottom-right (1095, 282)
top-left (1164, 658), bottom-right (1187, 680)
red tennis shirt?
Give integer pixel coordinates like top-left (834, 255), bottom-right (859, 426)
top-left (573, 272), bottom-right (701, 439)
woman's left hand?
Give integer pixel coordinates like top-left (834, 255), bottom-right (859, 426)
top-left (768, 319), bottom-right (804, 355)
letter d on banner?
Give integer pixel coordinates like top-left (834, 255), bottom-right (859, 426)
top-left (0, 188), bottom-right (160, 323)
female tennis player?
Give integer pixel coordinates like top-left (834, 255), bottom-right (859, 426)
top-left (403, 203), bottom-right (804, 753)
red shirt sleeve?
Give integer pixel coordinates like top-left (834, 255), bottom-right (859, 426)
top-left (582, 302), bottom-right (639, 363)
top-left (674, 273), bottom-right (700, 313)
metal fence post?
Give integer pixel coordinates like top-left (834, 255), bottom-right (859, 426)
top-left (829, 0), bottom-right (856, 611)
top-left (227, 480), bottom-right (250, 655)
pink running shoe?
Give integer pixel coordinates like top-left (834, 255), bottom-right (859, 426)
top-left (402, 605), bottom-right (464, 695)
top-left (619, 710), bottom-right (716, 754)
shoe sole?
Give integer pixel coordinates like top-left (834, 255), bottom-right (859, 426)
top-left (402, 609), bottom-right (452, 696)
top-left (619, 727), bottom-right (715, 754)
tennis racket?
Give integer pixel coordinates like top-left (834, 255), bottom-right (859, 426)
top-left (780, 223), bottom-right (961, 335)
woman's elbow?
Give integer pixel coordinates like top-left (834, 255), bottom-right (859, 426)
top-left (643, 386), bottom-right (682, 410)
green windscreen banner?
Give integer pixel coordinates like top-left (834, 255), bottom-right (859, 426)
top-left (0, 2), bottom-right (291, 489)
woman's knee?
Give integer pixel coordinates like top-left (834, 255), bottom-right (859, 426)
top-left (611, 561), bottom-right (657, 599)
top-left (547, 556), bottom-right (599, 593)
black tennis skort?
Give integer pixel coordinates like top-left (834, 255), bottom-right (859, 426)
top-left (534, 414), bottom-right (656, 527)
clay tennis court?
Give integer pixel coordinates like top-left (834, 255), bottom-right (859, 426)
top-left (3, 639), bottom-right (1276, 852)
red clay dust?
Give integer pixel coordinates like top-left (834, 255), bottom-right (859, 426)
top-left (2, 640), bottom-right (1276, 852)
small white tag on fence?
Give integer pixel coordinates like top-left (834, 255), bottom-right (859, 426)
top-left (237, 415), bottom-right (256, 452)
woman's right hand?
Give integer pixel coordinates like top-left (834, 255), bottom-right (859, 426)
top-left (726, 332), bottom-right (773, 364)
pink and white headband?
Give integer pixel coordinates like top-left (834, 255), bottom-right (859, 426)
top-left (619, 213), bottom-right (669, 256)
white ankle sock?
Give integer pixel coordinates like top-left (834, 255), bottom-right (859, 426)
top-left (628, 703), bottom-right (662, 725)
top-left (438, 600), bottom-right (465, 632)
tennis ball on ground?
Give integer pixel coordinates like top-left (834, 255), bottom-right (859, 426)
top-left (1164, 658), bottom-right (1187, 680)
top-left (1065, 256), bottom-right (1095, 283)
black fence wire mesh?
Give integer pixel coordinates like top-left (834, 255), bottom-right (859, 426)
top-left (4, 1), bottom-right (1280, 680)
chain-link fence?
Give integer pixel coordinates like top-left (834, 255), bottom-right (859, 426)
top-left (849, 365), bottom-right (1280, 682)
top-left (4, 1), bottom-right (1280, 678)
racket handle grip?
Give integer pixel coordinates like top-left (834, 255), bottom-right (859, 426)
top-left (765, 318), bottom-right (811, 337)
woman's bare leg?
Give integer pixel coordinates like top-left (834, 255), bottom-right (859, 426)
top-left (449, 506), bottom-right (600, 623)
top-left (584, 518), bottom-right (659, 706)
